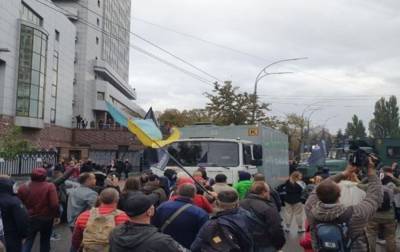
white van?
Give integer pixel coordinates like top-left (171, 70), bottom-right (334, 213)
top-left (151, 138), bottom-right (262, 184)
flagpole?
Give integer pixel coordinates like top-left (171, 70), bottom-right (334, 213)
top-left (150, 138), bottom-right (213, 196)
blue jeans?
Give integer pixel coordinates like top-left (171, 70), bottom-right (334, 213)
top-left (22, 217), bottom-right (53, 252)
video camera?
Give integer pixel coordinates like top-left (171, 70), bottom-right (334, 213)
top-left (348, 147), bottom-right (380, 173)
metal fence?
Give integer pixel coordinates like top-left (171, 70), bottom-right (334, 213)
top-left (0, 151), bottom-right (58, 176)
top-left (88, 150), bottom-right (141, 167)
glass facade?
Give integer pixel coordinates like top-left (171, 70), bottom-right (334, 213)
top-left (21, 3), bottom-right (42, 26)
top-left (16, 24), bottom-right (47, 119)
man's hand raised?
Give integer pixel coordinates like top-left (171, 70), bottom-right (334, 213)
top-left (342, 164), bottom-right (358, 178)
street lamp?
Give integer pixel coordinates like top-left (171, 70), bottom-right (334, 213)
top-left (250, 57), bottom-right (308, 124)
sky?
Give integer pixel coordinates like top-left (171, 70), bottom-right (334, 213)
top-left (129, 0), bottom-right (400, 133)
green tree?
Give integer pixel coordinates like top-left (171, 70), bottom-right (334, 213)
top-left (335, 129), bottom-right (345, 146)
top-left (369, 96), bottom-right (400, 138)
top-left (345, 115), bottom-right (367, 139)
top-left (158, 108), bottom-right (211, 127)
top-left (205, 81), bottom-right (271, 125)
top-left (0, 126), bottom-right (34, 159)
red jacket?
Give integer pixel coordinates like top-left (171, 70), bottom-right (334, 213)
top-left (18, 168), bottom-right (59, 218)
top-left (171, 194), bottom-right (213, 213)
top-left (71, 204), bottom-right (129, 249)
top-left (299, 221), bottom-right (314, 252)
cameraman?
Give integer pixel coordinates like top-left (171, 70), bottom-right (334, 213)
top-left (305, 157), bottom-right (383, 251)
top-left (363, 166), bottom-right (400, 252)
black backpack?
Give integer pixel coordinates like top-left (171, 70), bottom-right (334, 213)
top-left (201, 219), bottom-right (242, 252)
top-left (315, 207), bottom-right (353, 252)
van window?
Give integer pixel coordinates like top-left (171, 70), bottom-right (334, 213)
top-left (167, 141), bottom-right (239, 167)
top-left (243, 144), bottom-right (252, 165)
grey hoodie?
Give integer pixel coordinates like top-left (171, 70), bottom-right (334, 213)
top-left (305, 173), bottom-right (382, 252)
top-left (109, 222), bottom-right (185, 252)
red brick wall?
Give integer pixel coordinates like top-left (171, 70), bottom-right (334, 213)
top-left (72, 128), bottom-right (143, 150)
top-left (22, 124), bottom-right (73, 149)
top-left (0, 115), bottom-right (143, 151)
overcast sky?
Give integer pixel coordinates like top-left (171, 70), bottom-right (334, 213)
top-left (129, 0), bottom-right (400, 133)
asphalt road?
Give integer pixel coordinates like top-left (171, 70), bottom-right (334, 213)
top-left (33, 221), bottom-right (400, 251)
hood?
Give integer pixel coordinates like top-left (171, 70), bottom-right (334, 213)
top-left (238, 171), bottom-right (251, 181)
top-left (31, 167), bottom-right (47, 182)
top-left (111, 223), bottom-right (159, 248)
top-left (311, 201), bottom-right (346, 222)
top-left (0, 178), bottom-right (14, 194)
top-left (337, 180), bottom-right (358, 189)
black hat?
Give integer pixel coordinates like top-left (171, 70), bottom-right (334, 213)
top-left (124, 194), bottom-right (156, 217)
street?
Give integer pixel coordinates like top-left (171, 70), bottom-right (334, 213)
top-left (38, 218), bottom-right (400, 251)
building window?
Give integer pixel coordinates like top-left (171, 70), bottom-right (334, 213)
top-left (97, 92), bottom-right (105, 100)
top-left (16, 24), bottom-right (47, 119)
top-left (97, 18), bottom-right (100, 26)
top-left (98, 0), bottom-right (101, 7)
top-left (55, 30), bottom-right (60, 41)
top-left (96, 37), bottom-right (99, 45)
top-left (21, 3), bottom-right (43, 26)
top-left (50, 50), bottom-right (59, 124)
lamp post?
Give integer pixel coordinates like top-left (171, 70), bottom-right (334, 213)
top-left (250, 57), bottom-right (307, 124)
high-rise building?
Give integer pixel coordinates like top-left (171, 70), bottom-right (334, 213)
top-left (0, 0), bottom-right (75, 137)
top-left (0, 0), bottom-right (144, 160)
top-left (53, 0), bottom-right (144, 126)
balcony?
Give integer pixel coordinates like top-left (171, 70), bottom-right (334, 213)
top-left (93, 59), bottom-right (136, 100)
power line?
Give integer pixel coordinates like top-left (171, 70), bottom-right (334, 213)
top-left (58, 0), bottom-right (221, 82)
top-left (32, 0), bottom-right (216, 87)
top-left (133, 17), bottom-right (385, 87)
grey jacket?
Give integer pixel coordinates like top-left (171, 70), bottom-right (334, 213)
top-left (305, 173), bottom-right (382, 252)
top-left (67, 185), bottom-right (98, 227)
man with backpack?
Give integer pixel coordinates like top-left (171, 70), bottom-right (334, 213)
top-left (191, 190), bottom-right (254, 252)
top-left (71, 188), bottom-right (129, 252)
top-left (153, 183), bottom-right (209, 249)
top-left (365, 166), bottom-right (400, 252)
top-left (305, 159), bottom-right (383, 252)
top-left (240, 181), bottom-right (286, 251)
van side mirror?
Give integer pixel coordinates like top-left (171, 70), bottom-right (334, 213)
top-left (253, 145), bottom-right (263, 160)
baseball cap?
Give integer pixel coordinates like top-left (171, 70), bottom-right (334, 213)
top-left (124, 194), bottom-right (157, 217)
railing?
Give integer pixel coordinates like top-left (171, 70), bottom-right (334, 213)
top-left (0, 151), bottom-right (58, 176)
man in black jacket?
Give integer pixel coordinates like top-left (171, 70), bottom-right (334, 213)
top-left (109, 194), bottom-right (185, 252)
top-left (191, 190), bottom-right (253, 252)
top-left (240, 181), bottom-right (286, 251)
top-left (0, 176), bottom-right (29, 252)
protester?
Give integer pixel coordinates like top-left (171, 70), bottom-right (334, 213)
top-left (365, 166), bottom-right (399, 252)
top-left (240, 181), bottom-right (286, 251)
top-left (171, 177), bottom-right (214, 213)
top-left (118, 176), bottom-right (143, 210)
top-left (109, 193), bottom-right (186, 252)
top-left (164, 168), bottom-right (177, 191)
top-left (142, 174), bottom-right (168, 206)
top-left (234, 171), bottom-right (253, 199)
top-left (67, 172), bottom-right (98, 230)
top-left (305, 160), bottom-right (383, 251)
top-left (253, 172), bottom-right (282, 212)
top-left (0, 176), bottom-right (29, 252)
top-left (197, 167), bottom-right (215, 186)
top-left (123, 159), bottom-right (133, 179)
top-left (153, 183), bottom-right (209, 249)
top-left (65, 161), bottom-right (80, 180)
top-left (337, 173), bottom-right (366, 207)
top-left (282, 171), bottom-right (305, 233)
top-left (71, 188), bottom-right (129, 251)
top-left (18, 168), bottom-right (59, 252)
top-left (191, 190), bottom-right (253, 252)
top-left (212, 173), bottom-right (235, 194)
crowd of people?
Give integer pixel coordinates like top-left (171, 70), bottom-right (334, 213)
top-left (0, 157), bottom-right (399, 251)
